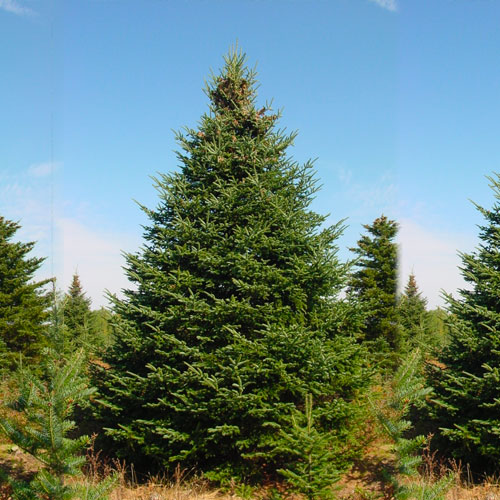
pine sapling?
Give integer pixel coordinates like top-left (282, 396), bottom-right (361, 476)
top-left (0, 301), bottom-right (114, 499)
top-left (277, 394), bottom-right (340, 500)
top-left (372, 350), bottom-right (453, 500)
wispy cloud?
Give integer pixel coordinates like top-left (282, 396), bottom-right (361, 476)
top-left (337, 168), bottom-right (398, 216)
top-left (398, 218), bottom-right (474, 308)
top-left (0, 0), bottom-right (35, 16)
top-left (28, 161), bottom-right (61, 178)
top-left (368, 0), bottom-right (398, 12)
top-left (0, 179), bottom-right (52, 243)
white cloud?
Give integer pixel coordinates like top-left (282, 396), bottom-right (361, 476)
top-left (398, 218), bottom-right (474, 309)
top-left (28, 161), bottom-right (61, 178)
top-left (368, 0), bottom-right (398, 12)
top-left (57, 218), bottom-right (139, 308)
top-left (1, 165), bottom-right (139, 308)
top-left (0, 0), bottom-right (35, 16)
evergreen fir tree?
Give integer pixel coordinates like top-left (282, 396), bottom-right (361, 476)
top-left (64, 273), bottom-right (92, 336)
top-left (63, 275), bottom-right (112, 354)
top-left (0, 216), bottom-right (51, 365)
top-left (0, 301), bottom-right (114, 499)
top-left (89, 308), bottom-right (114, 349)
top-left (372, 350), bottom-right (452, 500)
top-left (398, 274), bottom-right (430, 351)
top-left (277, 394), bottom-right (340, 500)
top-left (426, 308), bottom-right (450, 348)
top-left (349, 215), bottom-right (400, 352)
top-left (94, 48), bottom-right (368, 480)
top-left (425, 173), bottom-right (500, 473)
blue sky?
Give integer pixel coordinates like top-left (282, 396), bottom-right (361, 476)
top-left (1, 0), bottom-right (499, 308)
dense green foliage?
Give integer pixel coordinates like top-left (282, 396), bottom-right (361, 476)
top-left (93, 49), bottom-right (368, 481)
top-left (62, 274), bottom-right (111, 355)
top-left (0, 216), bottom-right (51, 367)
top-left (425, 174), bottom-right (500, 473)
top-left (64, 273), bottom-right (92, 337)
top-left (398, 274), bottom-right (434, 352)
top-left (277, 394), bottom-right (340, 499)
top-left (373, 350), bottom-right (452, 500)
top-left (0, 303), bottom-right (113, 499)
top-left (426, 308), bottom-right (450, 347)
top-left (349, 215), bottom-right (400, 353)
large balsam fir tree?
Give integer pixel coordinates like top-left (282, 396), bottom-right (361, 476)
top-left (95, 49), bottom-right (368, 480)
top-left (425, 174), bottom-right (500, 473)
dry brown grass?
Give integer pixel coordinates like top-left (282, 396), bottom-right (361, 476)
top-left (2, 440), bottom-right (500, 500)
top-left (107, 478), bottom-right (229, 500)
top-left (0, 395), bottom-right (499, 500)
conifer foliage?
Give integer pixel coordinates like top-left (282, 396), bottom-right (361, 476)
top-left (62, 275), bottom-right (112, 353)
top-left (349, 215), bottom-right (400, 351)
top-left (398, 274), bottom-right (430, 351)
top-left (373, 350), bottom-right (452, 500)
top-left (277, 394), bottom-right (340, 499)
top-left (0, 302), bottom-right (113, 499)
top-left (64, 273), bottom-right (92, 336)
top-left (425, 174), bottom-right (500, 473)
top-left (94, 49), bottom-right (367, 479)
top-left (0, 216), bottom-right (51, 366)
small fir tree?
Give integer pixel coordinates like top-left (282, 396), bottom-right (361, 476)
top-left (277, 394), bottom-right (340, 500)
top-left (349, 215), bottom-right (400, 352)
top-left (425, 173), bottom-right (500, 473)
top-left (0, 301), bottom-right (113, 499)
top-left (89, 308), bottom-right (114, 349)
top-left (398, 274), bottom-right (431, 351)
top-left (63, 276), bottom-right (113, 354)
top-left (64, 273), bottom-right (92, 336)
top-left (372, 350), bottom-right (453, 500)
top-left (94, 48), bottom-right (368, 480)
top-left (0, 216), bottom-right (51, 365)
top-left (425, 308), bottom-right (450, 348)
